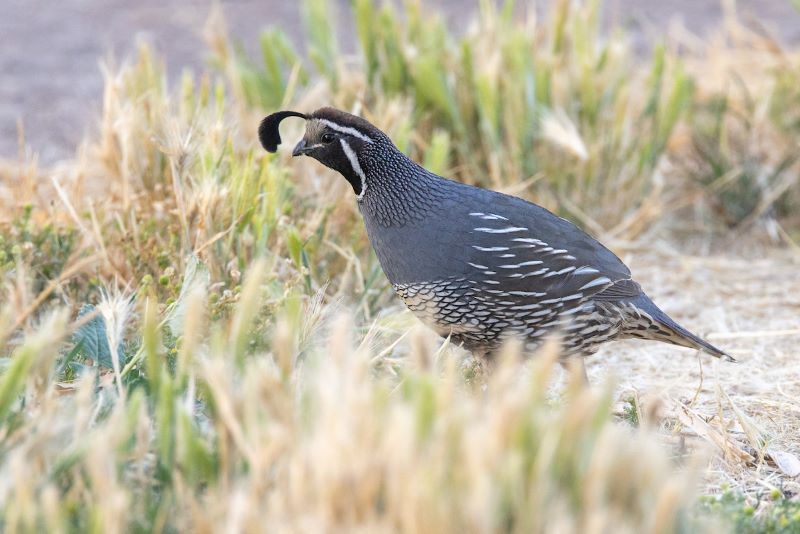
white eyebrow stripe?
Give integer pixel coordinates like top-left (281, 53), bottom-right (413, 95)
top-left (319, 119), bottom-right (373, 143)
top-left (340, 138), bottom-right (367, 201)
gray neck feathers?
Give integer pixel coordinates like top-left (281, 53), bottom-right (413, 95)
top-left (358, 138), bottom-right (451, 227)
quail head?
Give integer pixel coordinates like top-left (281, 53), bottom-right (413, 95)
top-left (259, 107), bottom-right (731, 362)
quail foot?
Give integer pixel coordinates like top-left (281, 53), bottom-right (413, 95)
top-left (259, 107), bottom-right (732, 366)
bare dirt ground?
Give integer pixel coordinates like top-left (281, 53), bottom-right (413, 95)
top-left (3, 0), bottom-right (800, 165)
top-left (589, 246), bottom-right (800, 494)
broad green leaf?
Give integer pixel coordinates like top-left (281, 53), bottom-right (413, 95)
top-left (72, 304), bottom-right (125, 369)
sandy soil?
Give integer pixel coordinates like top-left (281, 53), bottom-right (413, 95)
top-left (3, 0), bottom-right (800, 165)
top-left (589, 246), bottom-right (800, 495)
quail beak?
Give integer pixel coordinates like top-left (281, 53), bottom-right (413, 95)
top-left (292, 139), bottom-right (310, 157)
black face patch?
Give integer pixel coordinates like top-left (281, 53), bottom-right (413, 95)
top-left (310, 138), bottom-right (364, 196)
top-left (258, 111), bottom-right (307, 152)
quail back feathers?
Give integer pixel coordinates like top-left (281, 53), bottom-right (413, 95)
top-left (259, 107), bottom-right (732, 361)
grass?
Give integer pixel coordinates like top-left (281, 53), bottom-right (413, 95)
top-left (699, 490), bottom-right (800, 533)
top-left (216, 0), bottom-right (800, 239)
top-left (0, 0), bottom-right (799, 531)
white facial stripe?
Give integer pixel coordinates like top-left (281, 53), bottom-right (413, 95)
top-left (340, 138), bottom-right (367, 201)
top-left (319, 119), bottom-right (373, 143)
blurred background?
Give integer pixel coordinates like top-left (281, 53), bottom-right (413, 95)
top-left (3, 0), bottom-right (799, 164)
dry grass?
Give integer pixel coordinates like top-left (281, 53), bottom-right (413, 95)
top-left (589, 247), bottom-right (800, 496)
top-left (1, 0), bottom-right (799, 531)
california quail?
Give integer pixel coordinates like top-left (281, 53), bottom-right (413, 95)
top-left (259, 107), bottom-right (732, 361)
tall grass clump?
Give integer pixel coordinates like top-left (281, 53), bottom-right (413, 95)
top-left (675, 16), bottom-right (800, 238)
top-left (215, 0), bottom-right (800, 240)
top-left (0, 260), bottom-right (701, 531)
top-left (216, 0), bottom-right (694, 235)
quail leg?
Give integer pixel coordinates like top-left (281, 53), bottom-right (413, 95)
top-left (560, 357), bottom-right (590, 386)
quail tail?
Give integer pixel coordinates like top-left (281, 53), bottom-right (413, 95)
top-left (629, 295), bottom-right (734, 361)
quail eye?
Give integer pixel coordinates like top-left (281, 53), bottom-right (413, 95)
top-left (321, 132), bottom-right (336, 144)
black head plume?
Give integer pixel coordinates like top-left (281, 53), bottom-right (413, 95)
top-left (258, 111), bottom-right (307, 153)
